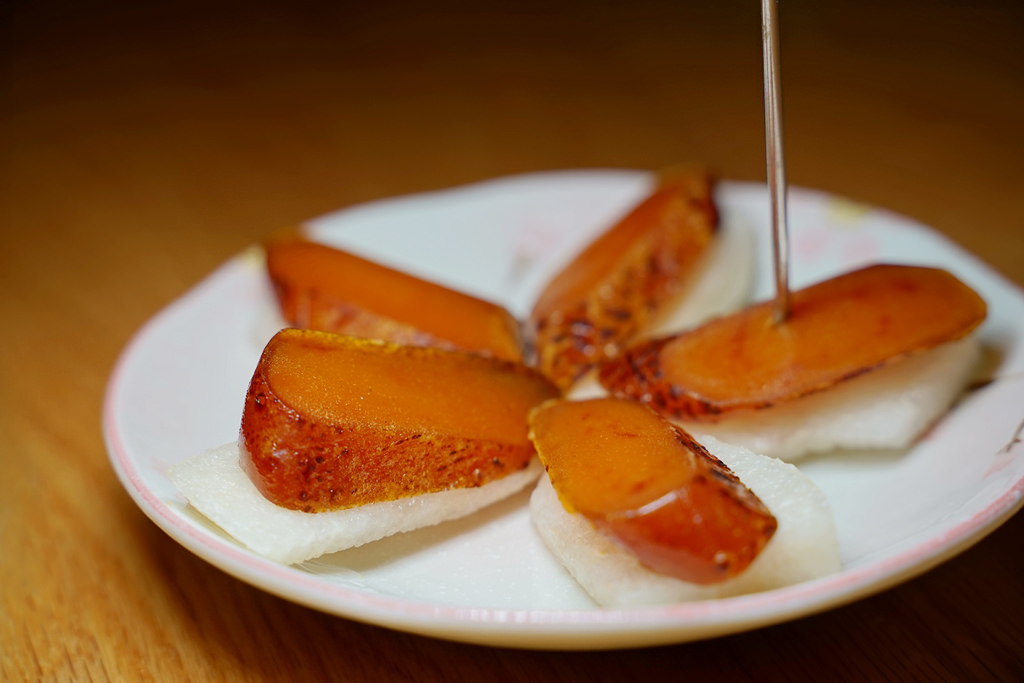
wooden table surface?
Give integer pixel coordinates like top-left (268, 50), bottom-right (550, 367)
top-left (3, 0), bottom-right (1022, 679)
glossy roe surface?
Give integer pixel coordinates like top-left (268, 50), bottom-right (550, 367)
top-left (599, 264), bottom-right (987, 419)
top-left (528, 168), bottom-right (717, 389)
top-left (529, 397), bottom-right (776, 584)
top-left (241, 329), bottom-right (559, 511)
top-left (266, 238), bottom-right (523, 361)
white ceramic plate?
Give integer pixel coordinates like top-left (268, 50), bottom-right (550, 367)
top-left (103, 170), bottom-right (1024, 650)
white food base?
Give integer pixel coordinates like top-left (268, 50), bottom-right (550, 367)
top-left (529, 436), bottom-right (841, 607)
top-left (168, 443), bottom-right (543, 565)
top-left (682, 336), bottom-right (981, 462)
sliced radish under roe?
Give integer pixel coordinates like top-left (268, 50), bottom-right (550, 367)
top-left (598, 264), bottom-right (987, 420)
top-left (528, 397), bottom-right (776, 584)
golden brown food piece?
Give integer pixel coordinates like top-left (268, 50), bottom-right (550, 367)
top-left (599, 264), bottom-right (987, 420)
top-left (266, 238), bottom-right (524, 362)
top-left (528, 167), bottom-right (718, 390)
top-left (528, 397), bottom-right (776, 584)
top-left (241, 329), bottom-right (560, 512)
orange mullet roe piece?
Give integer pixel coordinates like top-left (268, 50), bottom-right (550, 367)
top-left (266, 238), bottom-right (524, 362)
top-left (241, 329), bottom-right (559, 512)
top-left (528, 167), bottom-right (718, 390)
top-left (529, 397), bottom-right (776, 584)
top-left (599, 264), bottom-right (987, 420)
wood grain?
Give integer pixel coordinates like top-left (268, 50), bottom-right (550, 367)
top-left (3, 0), bottom-right (1022, 679)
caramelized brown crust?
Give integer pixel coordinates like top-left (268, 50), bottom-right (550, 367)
top-left (241, 329), bottom-right (559, 512)
top-left (528, 397), bottom-right (776, 584)
top-left (599, 264), bottom-right (987, 420)
top-left (528, 168), bottom-right (718, 390)
top-left (266, 238), bottom-right (524, 362)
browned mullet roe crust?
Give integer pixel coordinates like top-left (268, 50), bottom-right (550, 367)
top-left (241, 329), bottom-right (559, 512)
top-left (528, 167), bottom-right (718, 390)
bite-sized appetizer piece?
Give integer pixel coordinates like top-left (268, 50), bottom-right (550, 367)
top-left (529, 397), bottom-right (776, 584)
top-left (599, 264), bottom-right (987, 460)
top-left (169, 329), bottom-right (559, 564)
top-left (242, 329), bottom-right (559, 512)
top-left (266, 237), bottom-right (524, 362)
top-left (528, 167), bottom-right (719, 390)
top-left (528, 397), bottom-right (839, 607)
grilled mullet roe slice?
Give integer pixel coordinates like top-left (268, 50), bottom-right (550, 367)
top-left (241, 329), bottom-right (559, 512)
top-left (529, 397), bottom-right (776, 584)
top-left (266, 238), bottom-right (524, 362)
top-left (599, 264), bottom-right (987, 420)
top-left (528, 167), bottom-right (718, 390)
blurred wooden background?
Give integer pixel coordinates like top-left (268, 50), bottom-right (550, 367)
top-left (2, 0), bottom-right (1022, 679)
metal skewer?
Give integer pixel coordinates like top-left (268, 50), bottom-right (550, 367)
top-left (762, 0), bottom-right (791, 324)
